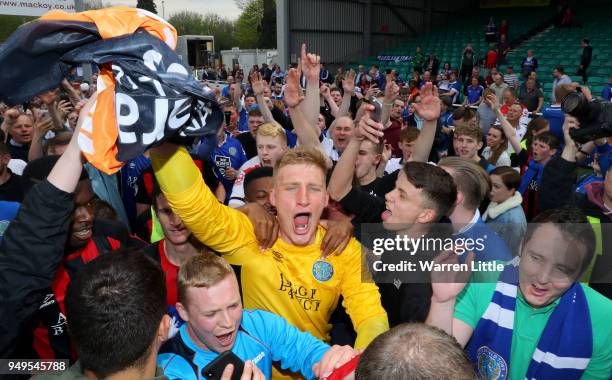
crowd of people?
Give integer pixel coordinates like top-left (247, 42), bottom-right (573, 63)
top-left (0, 26), bottom-right (611, 380)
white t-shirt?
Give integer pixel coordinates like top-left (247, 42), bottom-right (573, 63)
top-left (481, 147), bottom-right (511, 167)
top-left (320, 137), bottom-right (339, 162)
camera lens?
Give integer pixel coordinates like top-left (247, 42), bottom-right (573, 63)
top-left (561, 92), bottom-right (584, 116)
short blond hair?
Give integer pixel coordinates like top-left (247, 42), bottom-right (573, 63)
top-left (177, 252), bottom-right (234, 307)
top-left (274, 146), bottom-right (328, 179)
top-left (256, 122), bottom-right (287, 144)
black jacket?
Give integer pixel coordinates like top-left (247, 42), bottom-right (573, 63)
top-left (581, 46), bottom-right (593, 67)
top-left (0, 180), bottom-right (72, 358)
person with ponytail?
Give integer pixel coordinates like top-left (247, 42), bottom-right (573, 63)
top-left (482, 125), bottom-right (511, 167)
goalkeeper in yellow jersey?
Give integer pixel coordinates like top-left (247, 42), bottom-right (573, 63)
top-left (150, 143), bottom-right (388, 372)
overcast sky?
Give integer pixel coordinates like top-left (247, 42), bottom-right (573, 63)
top-left (105, 0), bottom-right (241, 19)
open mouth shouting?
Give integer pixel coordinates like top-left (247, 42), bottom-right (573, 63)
top-left (293, 212), bottom-right (311, 235)
top-left (216, 330), bottom-right (236, 347)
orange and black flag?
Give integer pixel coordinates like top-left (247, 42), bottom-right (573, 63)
top-left (0, 7), bottom-right (223, 174)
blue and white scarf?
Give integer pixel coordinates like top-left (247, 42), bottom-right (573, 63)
top-left (466, 260), bottom-right (593, 379)
top-left (518, 160), bottom-right (544, 196)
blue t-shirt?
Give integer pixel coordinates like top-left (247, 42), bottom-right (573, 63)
top-left (207, 133), bottom-right (248, 203)
top-left (222, 85), bottom-right (230, 98)
top-left (286, 130), bottom-right (298, 148)
top-left (158, 309), bottom-right (330, 380)
top-left (439, 111), bottom-right (454, 127)
top-left (466, 85), bottom-right (484, 104)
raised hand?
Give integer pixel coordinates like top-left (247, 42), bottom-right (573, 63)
top-left (384, 80), bottom-right (399, 103)
top-left (38, 89), bottom-right (58, 105)
top-left (413, 82), bottom-right (441, 121)
top-left (562, 115), bottom-right (580, 146)
top-left (300, 43), bottom-right (321, 82)
top-left (343, 69), bottom-right (356, 94)
top-left (320, 84), bottom-right (331, 98)
top-left (365, 84), bottom-right (378, 100)
top-left (284, 68), bottom-right (305, 108)
top-left (381, 140), bottom-right (392, 162)
top-left (485, 93), bottom-right (499, 110)
top-left (4, 108), bottom-right (20, 123)
top-left (250, 71), bottom-right (265, 97)
top-left (32, 117), bottom-right (54, 139)
top-left (356, 109), bottom-right (384, 144)
top-left (430, 250), bottom-right (474, 303)
top-left (57, 100), bottom-right (73, 117)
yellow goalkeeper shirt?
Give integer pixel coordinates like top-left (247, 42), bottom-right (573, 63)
top-left (151, 147), bottom-right (389, 349)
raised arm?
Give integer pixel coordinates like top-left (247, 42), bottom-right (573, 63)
top-left (300, 43), bottom-right (322, 129)
top-left (488, 93), bottom-right (522, 153)
top-left (409, 82), bottom-right (441, 162)
top-left (376, 142), bottom-right (392, 178)
top-left (61, 78), bottom-right (82, 107)
top-left (232, 74), bottom-right (243, 113)
top-left (337, 69), bottom-right (356, 118)
top-left (381, 76), bottom-right (399, 129)
top-left (0, 96), bottom-right (90, 357)
top-left (328, 104), bottom-right (384, 202)
top-left (320, 84), bottom-right (339, 117)
top-left (285, 69), bottom-right (320, 146)
top-left (28, 117), bottom-right (54, 162)
top-left (149, 143), bottom-right (256, 253)
top-left (250, 71), bottom-right (274, 123)
top-left (425, 251), bottom-right (475, 347)
top-left (538, 117), bottom-right (581, 213)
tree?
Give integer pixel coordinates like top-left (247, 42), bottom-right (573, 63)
top-left (235, 0), bottom-right (263, 48)
top-left (137, 0), bottom-right (157, 14)
top-left (168, 11), bottom-right (238, 51)
top-left (83, 0), bottom-right (113, 10)
top-left (234, 0), bottom-right (254, 10)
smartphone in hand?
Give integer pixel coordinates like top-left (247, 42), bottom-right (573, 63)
top-left (202, 351), bottom-right (245, 380)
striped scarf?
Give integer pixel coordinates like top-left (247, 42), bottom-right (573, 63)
top-left (466, 260), bottom-right (593, 379)
top-left (518, 160), bottom-right (544, 196)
